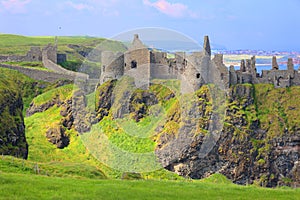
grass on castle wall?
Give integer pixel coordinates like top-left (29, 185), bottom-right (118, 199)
top-left (0, 172), bottom-right (299, 200)
top-left (3, 61), bottom-right (54, 72)
top-left (3, 61), bottom-right (44, 68)
top-left (151, 79), bottom-right (181, 96)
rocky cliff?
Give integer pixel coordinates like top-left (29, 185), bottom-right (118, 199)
top-left (0, 72), bottom-right (28, 159)
top-left (155, 84), bottom-right (299, 187)
top-left (23, 76), bottom-right (299, 187)
top-left (93, 80), bottom-right (299, 187)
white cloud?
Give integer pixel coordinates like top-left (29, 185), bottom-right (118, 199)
top-left (62, 0), bottom-right (120, 16)
top-left (1, 0), bottom-right (31, 14)
top-left (143, 0), bottom-right (198, 18)
top-left (88, 0), bottom-right (119, 7)
top-left (65, 1), bottom-right (94, 11)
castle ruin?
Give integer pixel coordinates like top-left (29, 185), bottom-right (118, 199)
top-left (229, 55), bottom-right (300, 88)
top-left (1, 34), bottom-right (299, 90)
top-left (0, 43), bottom-right (88, 82)
top-left (100, 34), bottom-right (228, 93)
top-left (0, 44), bottom-right (67, 64)
top-left (100, 34), bottom-right (300, 92)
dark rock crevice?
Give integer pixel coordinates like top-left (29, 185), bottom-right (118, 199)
top-left (0, 89), bottom-right (28, 159)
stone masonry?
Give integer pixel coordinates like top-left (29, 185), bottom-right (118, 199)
top-left (100, 34), bottom-right (227, 93)
top-left (0, 43), bottom-right (88, 82)
top-left (100, 34), bottom-right (300, 91)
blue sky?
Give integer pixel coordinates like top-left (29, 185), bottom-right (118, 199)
top-left (0, 0), bottom-right (300, 51)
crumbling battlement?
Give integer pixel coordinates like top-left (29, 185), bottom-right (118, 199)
top-left (0, 64), bottom-right (76, 82)
top-left (100, 34), bottom-right (229, 93)
top-left (0, 45), bottom-right (66, 64)
top-left (100, 34), bottom-right (300, 91)
top-left (229, 55), bottom-right (300, 88)
top-left (0, 43), bottom-right (88, 81)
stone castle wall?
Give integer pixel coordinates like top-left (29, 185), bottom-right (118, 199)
top-left (42, 46), bottom-right (88, 80)
top-left (0, 64), bottom-right (76, 82)
top-left (43, 44), bottom-right (57, 64)
top-left (100, 35), bottom-right (223, 93)
top-left (0, 45), bottom-right (66, 64)
top-left (0, 43), bottom-right (88, 82)
top-left (100, 51), bottom-right (124, 84)
top-left (0, 55), bottom-right (26, 62)
top-left (26, 47), bottom-right (42, 62)
top-left (229, 56), bottom-right (300, 88)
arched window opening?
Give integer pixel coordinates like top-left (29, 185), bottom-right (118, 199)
top-left (131, 60), bottom-right (137, 69)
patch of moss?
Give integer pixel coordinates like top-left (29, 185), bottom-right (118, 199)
top-left (254, 84), bottom-right (300, 138)
top-left (32, 84), bottom-right (75, 106)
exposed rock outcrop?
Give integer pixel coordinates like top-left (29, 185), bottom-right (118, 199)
top-left (129, 89), bottom-right (158, 122)
top-left (0, 86), bottom-right (28, 159)
top-left (155, 84), bottom-right (300, 187)
top-left (46, 124), bottom-right (69, 149)
top-left (25, 77), bottom-right (300, 187)
top-left (71, 90), bottom-right (93, 133)
top-left (95, 80), bottom-right (116, 121)
top-left (26, 96), bottom-right (62, 117)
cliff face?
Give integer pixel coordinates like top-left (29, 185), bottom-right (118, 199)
top-left (26, 77), bottom-right (298, 187)
top-left (0, 80), bottom-right (28, 159)
top-left (0, 68), bottom-right (52, 159)
top-left (155, 84), bottom-right (300, 187)
top-left (94, 79), bottom-right (299, 187)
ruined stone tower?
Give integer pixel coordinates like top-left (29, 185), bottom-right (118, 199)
top-left (287, 58), bottom-right (294, 72)
top-left (272, 56), bottom-right (279, 70)
top-left (100, 51), bottom-right (124, 84)
top-left (203, 35), bottom-right (211, 56)
top-left (124, 34), bottom-right (151, 89)
top-left (180, 36), bottom-right (212, 93)
top-left (42, 44), bottom-right (57, 64)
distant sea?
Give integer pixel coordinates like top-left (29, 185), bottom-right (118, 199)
top-left (233, 64), bottom-right (299, 74)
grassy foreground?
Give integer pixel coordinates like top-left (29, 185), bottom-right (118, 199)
top-left (0, 172), bottom-right (299, 200)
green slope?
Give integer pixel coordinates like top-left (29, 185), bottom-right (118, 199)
top-left (0, 34), bottom-right (127, 78)
top-left (0, 172), bottom-right (298, 200)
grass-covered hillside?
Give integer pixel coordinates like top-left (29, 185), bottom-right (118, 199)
top-left (0, 30), bottom-right (299, 199)
top-left (0, 34), bottom-right (126, 56)
top-left (0, 34), bottom-right (127, 77)
top-left (0, 66), bottom-right (300, 198)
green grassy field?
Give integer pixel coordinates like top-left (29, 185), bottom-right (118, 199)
top-left (0, 34), bottom-right (102, 55)
top-left (0, 34), bottom-right (126, 55)
top-left (0, 171), bottom-right (299, 200)
top-left (1, 35), bottom-right (299, 199)
top-left (0, 34), bottom-right (127, 77)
